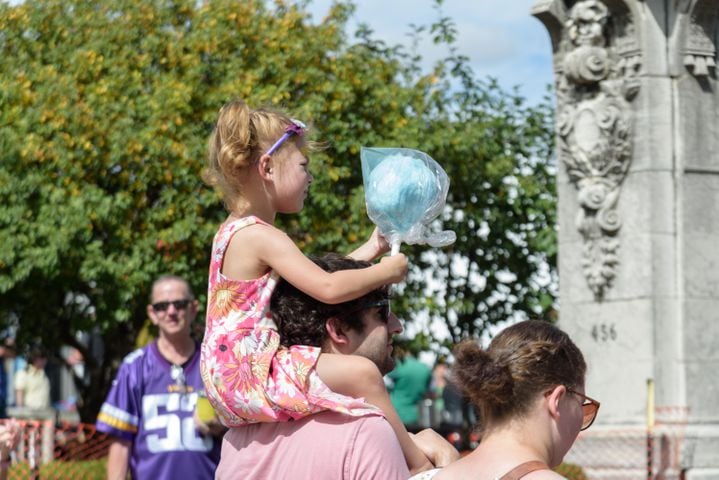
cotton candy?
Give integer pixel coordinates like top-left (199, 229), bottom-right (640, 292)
top-left (366, 155), bottom-right (439, 234)
top-left (361, 147), bottom-right (456, 252)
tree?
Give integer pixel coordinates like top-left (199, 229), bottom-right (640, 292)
top-left (0, 0), bottom-right (556, 422)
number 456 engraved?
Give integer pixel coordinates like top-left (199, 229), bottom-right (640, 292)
top-left (591, 323), bottom-right (617, 342)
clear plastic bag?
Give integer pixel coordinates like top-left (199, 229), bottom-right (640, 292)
top-left (361, 147), bottom-right (456, 254)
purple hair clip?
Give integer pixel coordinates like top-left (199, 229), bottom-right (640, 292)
top-left (265, 118), bottom-right (306, 155)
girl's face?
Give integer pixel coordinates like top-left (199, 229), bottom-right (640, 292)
top-left (273, 142), bottom-right (313, 214)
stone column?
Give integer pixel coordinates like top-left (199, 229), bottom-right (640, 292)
top-left (531, 1), bottom-right (719, 478)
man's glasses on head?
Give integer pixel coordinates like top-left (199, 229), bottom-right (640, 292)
top-left (568, 388), bottom-right (601, 430)
top-left (152, 299), bottom-right (191, 312)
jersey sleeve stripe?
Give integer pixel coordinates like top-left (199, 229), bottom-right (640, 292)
top-left (97, 403), bottom-right (140, 433)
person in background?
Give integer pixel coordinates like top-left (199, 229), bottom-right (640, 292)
top-left (0, 419), bottom-right (19, 480)
top-left (429, 359), bottom-right (449, 420)
top-left (13, 347), bottom-right (50, 411)
top-left (96, 275), bottom-right (223, 480)
top-left (413, 319), bottom-right (600, 480)
top-left (4, 339), bottom-right (24, 409)
top-left (388, 346), bottom-right (433, 433)
top-left (0, 341), bottom-right (10, 419)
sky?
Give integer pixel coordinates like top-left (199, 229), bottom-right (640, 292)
top-left (306, 0), bottom-right (556, 106)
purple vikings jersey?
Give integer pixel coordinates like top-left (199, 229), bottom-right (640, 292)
top-left (96, 342), bottom-right (221, 479)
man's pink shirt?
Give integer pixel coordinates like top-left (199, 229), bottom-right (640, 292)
top-left (215, 411), bottom-right (410, 479)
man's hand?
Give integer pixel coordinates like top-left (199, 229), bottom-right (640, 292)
top-left (410, 429), bottom-right (460, 468)
top-left (193, 411), bottom-right (227, 438)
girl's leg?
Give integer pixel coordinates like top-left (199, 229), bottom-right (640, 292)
top-left (316, 353), bottom-right (433, 474)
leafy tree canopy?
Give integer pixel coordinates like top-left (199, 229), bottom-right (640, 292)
top-left (0, 0), bottom-right (556, 421)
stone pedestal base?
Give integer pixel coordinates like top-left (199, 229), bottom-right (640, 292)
top-left (682, 426), bottom-right (719, 480)
top-left (563, 423), bottom-right (719, 479)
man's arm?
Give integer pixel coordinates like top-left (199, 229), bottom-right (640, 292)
top-left (410, 429), bottom-right (460, 468)
top-left (13, 371), bottom-right (25, 407)
top-left (107, 438), bottom-right (132, 480)
top-left (13, 389), bottom-right (23, 408)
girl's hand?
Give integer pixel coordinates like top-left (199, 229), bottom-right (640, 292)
top-left (368, 227), bottom-right (391, 257)
top-left (379, 253), bottom-right (408, 283)
top-left (348, 227), bottom-right (390, 261)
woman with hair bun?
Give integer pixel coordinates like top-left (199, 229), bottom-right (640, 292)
top-left (413, 319), bottom-right (599, 480)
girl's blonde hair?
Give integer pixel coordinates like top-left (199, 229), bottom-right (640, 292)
top-left (204, 99), bottom-right (297, 211)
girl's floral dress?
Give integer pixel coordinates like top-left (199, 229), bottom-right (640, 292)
top-left (200, 216), bottom-right (380, 426)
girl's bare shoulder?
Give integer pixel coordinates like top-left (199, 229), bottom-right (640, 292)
top-left (524, 469), bottom-right (566, 480)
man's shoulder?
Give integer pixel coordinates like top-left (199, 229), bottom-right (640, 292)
top-left (122, 346), bottom-right (148, 366)
top-left (304, 411), bottom-right (389, 427)
top-left (308, 411), bottom-right (392, 432)
top-left (109, 345), bottom-right (151, 388)
top-left (224, 412), bottom-right (394, 451)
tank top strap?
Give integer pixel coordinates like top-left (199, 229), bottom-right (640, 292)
top-left (209, 215), bottom-right (271, 279)
top-left (498, 461), bottom-right (550, 480)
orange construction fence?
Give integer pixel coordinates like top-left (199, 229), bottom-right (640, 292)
top-left (2, 419), bottom-right (112, 480)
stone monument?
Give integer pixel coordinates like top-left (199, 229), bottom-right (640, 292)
top-left (531, 0), bottom-right (719, 478)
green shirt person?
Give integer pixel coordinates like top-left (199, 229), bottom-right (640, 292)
top-left (388, 353), bottom-right (432, 432)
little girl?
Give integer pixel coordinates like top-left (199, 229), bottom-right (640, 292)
top-left (200, 99), bottom-right (432, 473)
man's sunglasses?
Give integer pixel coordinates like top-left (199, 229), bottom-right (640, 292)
top-left (568, 388), bottom-right (601, 430)
top-left (346, 299), bottom-right (390, 322)
top-left (152, 299), bottom-right (191, 312)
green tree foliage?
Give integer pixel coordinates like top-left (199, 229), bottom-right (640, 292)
top-left (0, 0), bottom-right (555, 421)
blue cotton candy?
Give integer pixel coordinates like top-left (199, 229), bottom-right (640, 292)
top-left (365, 154), bottom-right (439, 235)
top-left (361, 147), bottom-right (456, 250)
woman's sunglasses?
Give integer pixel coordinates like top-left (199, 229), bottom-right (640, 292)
top-left (568, 388), bottom-right (601, 430)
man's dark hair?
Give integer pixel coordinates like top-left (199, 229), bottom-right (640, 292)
top-left (272, 253), bottom-right (390, 348)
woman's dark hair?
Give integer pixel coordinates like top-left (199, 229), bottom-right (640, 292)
top-left (272, 253), bottom-right (389, 348)
top-left (452, 320), bottom-right (586, 429)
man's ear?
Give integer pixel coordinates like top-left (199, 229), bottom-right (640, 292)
top-left (546, 384), bottom-right (567, 421)
top-left (257, 154), bottom-right (274, 180)
top-left (189, 299), bottom-right (200, 319)
top-left (147, 304), bottom-right (159, 326)
top-left (325, 317), bottom-right (350, 346)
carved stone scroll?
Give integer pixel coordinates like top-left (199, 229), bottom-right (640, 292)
top-left (555, 0), bottom-right (639, 300)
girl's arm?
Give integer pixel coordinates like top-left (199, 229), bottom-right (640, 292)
top-left (316, 353), bottom-right (433, 474)
top-left (227, 224), bottom-right (406, 304)
top-left (348, 227), bottom-right (391, 262)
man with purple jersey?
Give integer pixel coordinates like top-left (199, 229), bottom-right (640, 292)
top-left (97, 275), bottom-right (223, 480)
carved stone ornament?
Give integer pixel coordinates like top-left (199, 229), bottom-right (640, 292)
top-left (556, 0), bottom-right (639, 300)
top-left (683, 1), bottom-right (717, 77)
